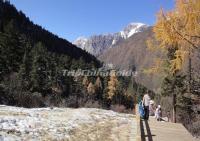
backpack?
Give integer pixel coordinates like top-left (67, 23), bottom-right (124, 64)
top-left (139, 101), bottom-right (145, 119)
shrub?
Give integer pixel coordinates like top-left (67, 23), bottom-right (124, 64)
top-left (111, 104), bottom-right (126, 113)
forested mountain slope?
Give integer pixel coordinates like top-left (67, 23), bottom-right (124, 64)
top-left (0, 0), bottom-right (101, 107)
top-left (0, 0), bottom-right (100, 65)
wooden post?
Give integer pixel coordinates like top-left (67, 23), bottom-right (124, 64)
top-left (135, 104), bottom-right (141, 141)
top-left (172, 93), bottom-right (176, 123)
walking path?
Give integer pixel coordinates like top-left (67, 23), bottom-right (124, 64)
top-left (139, 117), bottom-right (199, 141)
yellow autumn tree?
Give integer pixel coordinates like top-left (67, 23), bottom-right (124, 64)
top-left (82, 75), bottom-right (89, 88)
top-left (107, 70), bottom-right (118, 99)
top-left (87, 82), bottom-right (95, 95)
top-left (95, 77), bottom-right (102, 90)
top-left (154, 0), bottom-right (200, 74)
top-left (145, 36), bottom-right (169, 75)
top-left (153, 0), bottom-right (200, 123)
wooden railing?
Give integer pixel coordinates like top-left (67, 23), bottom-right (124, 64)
top-left (135, 104), bottom-right (141, 141)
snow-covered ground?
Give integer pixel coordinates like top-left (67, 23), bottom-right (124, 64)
top-left (0, 105), bottom-right (137, 141)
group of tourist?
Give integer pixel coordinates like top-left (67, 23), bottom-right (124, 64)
top-left (142, 93), bottom-right (162, 121)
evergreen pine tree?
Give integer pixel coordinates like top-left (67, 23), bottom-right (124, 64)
top-left (30, 42), bottom-right (49, 93)
top-left (95, 76), bottom-right (103, 100)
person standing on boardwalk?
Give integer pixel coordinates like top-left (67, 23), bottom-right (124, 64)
top-left (149, 100), bottom-right (155, 116)
top-left (155, 105), bottom-right (162, 121)
top-left (143, 93), bottom-right (150, 120)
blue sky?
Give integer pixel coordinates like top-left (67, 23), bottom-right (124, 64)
top-left (10, 0), bottom-right (174, 42)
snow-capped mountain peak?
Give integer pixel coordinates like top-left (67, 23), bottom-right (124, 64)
top-left (73, 37), bottom-right (88, 46)
top-left (120, 22), bottom-right (148, 39)
top-left (73, 22), bottom-right (148, 56)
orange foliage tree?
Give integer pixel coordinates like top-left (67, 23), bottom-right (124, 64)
top-left (151, 0), bottom-right (200, 122)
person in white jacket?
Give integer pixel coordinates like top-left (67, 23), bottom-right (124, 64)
top-left (155, 105), bottom-right (162, 121)
top-left (142, 93), bottom-right (150, 120)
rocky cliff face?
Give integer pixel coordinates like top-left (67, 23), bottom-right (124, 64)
top-left (73, 23), bottom-right (148, 56)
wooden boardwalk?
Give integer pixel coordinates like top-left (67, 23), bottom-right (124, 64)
top-left (139, 117), bottom-right (199, 141)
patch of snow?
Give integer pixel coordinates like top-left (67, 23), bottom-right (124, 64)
top-left (112, 39), bottom-right (117, 45)
top-left (120, 31), bottom-right (127, 39)
top-left (127, 23), bottom-right (147, 38)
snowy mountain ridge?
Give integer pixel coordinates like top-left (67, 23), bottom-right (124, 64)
top-left (73, 22), bottom-right (148, 56)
